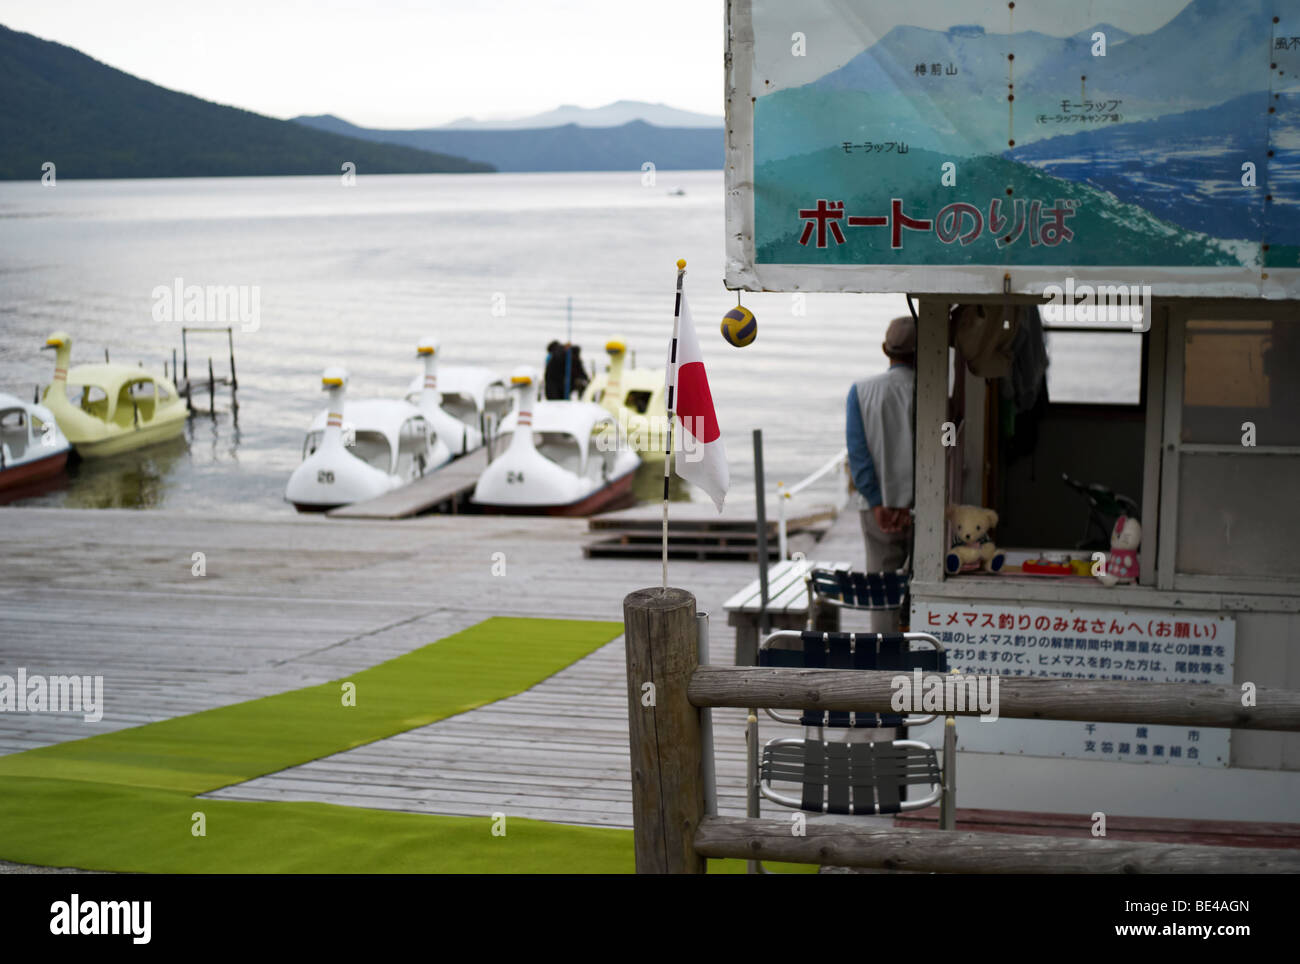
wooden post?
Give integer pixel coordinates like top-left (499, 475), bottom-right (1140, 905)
top-left (745, 709), bottom-right (760, 874)
top-left (208, 357), bottom-right (215, 414)
top-left (624, 586), bottom-right (707, 874)
top-left (940, 716), bottom-right (956, 830)
top-left (913, 298), bottom-right (948, 585)
top-left (227, 327), bottom-right (238, 390)
top-left (753, 429), bottom-right (770, 636)
top-left (696, 611), bottom-right (717, 818)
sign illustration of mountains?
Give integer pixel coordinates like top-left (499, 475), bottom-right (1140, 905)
top-left (751, 0), bottom-right (1299, 274)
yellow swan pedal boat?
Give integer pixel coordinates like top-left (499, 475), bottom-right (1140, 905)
top-left (581, 337), bottom-right (667, 464)
top-left (39, 331), bottom-right (188, 457)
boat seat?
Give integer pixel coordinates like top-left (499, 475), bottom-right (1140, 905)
top-left (351, 432), bottom-right (393, 474)
top-left (441, 394), bottom-right (476, 425)
top-left (1, 412), bottom-right (27, 460)
top-left (78, 386), bottom-right (109, 420)
top-left (115, 382), bottom-right (157, 426)
top-left (537, 433), bottom-right (583, 475)
top-left (624, 389), bottom-right (652, 414)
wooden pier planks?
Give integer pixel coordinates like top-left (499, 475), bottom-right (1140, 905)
top-left (327, 448), bottom-right (488, 519)
top-left (0, 505), bottom-right (817, 832)
top-left (584, 497), bottom-right (837, 561)
top-left (590, 498), bottom-right (836, 532)
top-left (8, 507), bottom-right (1292, 844)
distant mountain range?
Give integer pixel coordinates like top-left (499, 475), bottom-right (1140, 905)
top-left (292, 114), bottom-right (722, 172)
top-left (751, 0), bottom-right (1298, 268)
top-left (757, 0), bottom-right (1271, 163)
top-left (436, 100), bottom-right (722, 130)
top-left (0, 25), bottom-right (493, 179)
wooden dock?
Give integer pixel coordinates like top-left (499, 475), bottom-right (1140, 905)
top-left (0, 506), bottom-right (864, 833)
top-left (584, 497), bottom-right (837, 562)
top-left (5, 505), bottom-right (1291, 853)
top-left (327, 448), bottom-right (488, 519)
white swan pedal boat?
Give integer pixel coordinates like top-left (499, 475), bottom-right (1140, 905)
top-left (286, 367), bottom-right (448, 512)
top-left (0, 393), bottom-right (72, 492)
top-left (404, 336), bottom-right (510, 456)
top-left (471, 367), bottom-right (640, 516)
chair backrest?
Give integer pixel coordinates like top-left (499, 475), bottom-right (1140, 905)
top-left (759, 631), bottom-right (946, 728)
top-left (808, 568), bottom-right (910, 611)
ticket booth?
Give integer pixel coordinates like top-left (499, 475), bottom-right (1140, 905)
top-left (906, 298), bottom-right (1300, 822)
top-left (724, 0), bottom-right (1300, 825)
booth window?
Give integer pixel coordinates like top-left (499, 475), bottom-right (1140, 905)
top-left (988, 319), bottom-right (1145, 555)
top-left (1043, 328), bottom-right (1143, 406)
top-left (1166, 318), bottom-right (1300, 587)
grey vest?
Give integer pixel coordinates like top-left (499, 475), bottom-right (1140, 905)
top-left (850, 365), bottom-right (915, 510)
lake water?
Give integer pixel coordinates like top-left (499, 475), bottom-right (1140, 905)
top-left (0, 171), bottom-right (1136, 514)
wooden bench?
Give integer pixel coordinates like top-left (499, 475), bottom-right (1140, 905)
top-left (722, 558), bottom-right (850, 665)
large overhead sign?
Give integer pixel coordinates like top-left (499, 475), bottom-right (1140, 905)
top-left (725, 0), bottom-right (1300, 298)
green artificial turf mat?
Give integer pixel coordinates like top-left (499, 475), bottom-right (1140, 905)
top-left (0, 616), bottom-right (817, 873)
top-left (0, 777), bottom-right (636, 873)
top-left (0, 617), bottom-right (621, 793)
top-left (0, 777), bottom-right (813, 874)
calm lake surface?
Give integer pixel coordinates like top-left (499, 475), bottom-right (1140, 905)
top-left (0, 171), bottom-right (1136, 514)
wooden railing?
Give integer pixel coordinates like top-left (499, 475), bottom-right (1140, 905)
top-left (623, 587), bottom-right (1300, 874)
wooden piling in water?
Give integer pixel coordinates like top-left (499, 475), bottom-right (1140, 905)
top-left (227, 327), bottom-right (238, 390)
top-left (623, 586), bottom-right (707, 874)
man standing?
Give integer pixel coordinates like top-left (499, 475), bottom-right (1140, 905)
top-left (845, 316), bottom-right (916, 627)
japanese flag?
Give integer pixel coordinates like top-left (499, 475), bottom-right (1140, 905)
top-left (668, 290), bottom-right (729, 511)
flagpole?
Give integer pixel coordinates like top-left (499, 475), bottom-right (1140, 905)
top-left (663, 258), bottom-right (686, 591)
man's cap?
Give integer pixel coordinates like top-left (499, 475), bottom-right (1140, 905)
top-left (884, 316), bottom-right (916, 357)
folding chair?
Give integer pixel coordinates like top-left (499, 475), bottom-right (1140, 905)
top-left (805, 567), bottom-right (911, 632)
top-left (745, 629), bottom-right (952, 871)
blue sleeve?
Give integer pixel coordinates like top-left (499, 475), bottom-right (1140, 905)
top-left (845, 386), bottom-right (881, 507)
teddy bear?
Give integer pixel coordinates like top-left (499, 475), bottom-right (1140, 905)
top-left (945, 503), bottom-right (1005, 575)
top-left (1096, 515), bottom-right (1141, 586)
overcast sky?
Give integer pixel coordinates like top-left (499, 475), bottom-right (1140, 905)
top-left (1, 0), bottom-right (1190, 127)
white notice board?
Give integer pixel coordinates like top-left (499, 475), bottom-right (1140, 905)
top-left (910, 600), bottom-right (1235, 766)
